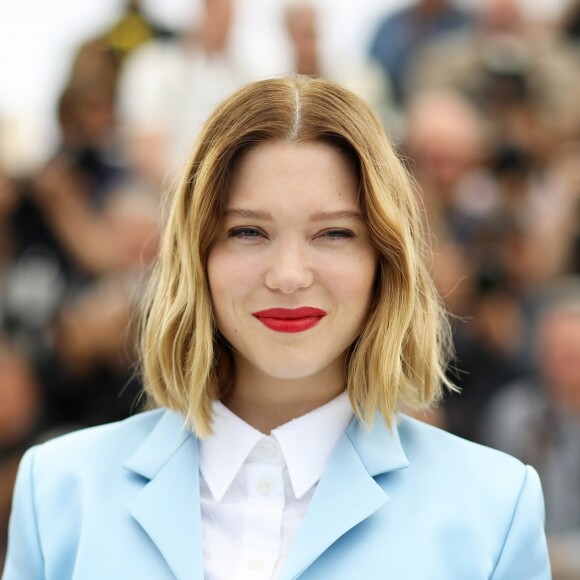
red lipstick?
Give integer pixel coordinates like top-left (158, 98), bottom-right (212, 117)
top-left (252, 307), bottom-right (326, 333)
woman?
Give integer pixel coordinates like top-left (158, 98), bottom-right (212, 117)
top-left (3, 76), bottom-right (549, 579)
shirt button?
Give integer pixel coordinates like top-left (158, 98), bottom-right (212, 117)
top-left (248, 559), bottom-right (264, 570)
top-left (260, 440), bottom-right (278, 457)
top-left (256, 479), bottom-right (272, 496)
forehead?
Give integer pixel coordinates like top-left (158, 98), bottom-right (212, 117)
top-left (226, 140), bottom-right (359, 209)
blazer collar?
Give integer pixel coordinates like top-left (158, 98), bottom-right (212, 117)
top-left (346, 411), bottom-right (410, 476)
top-left (124, 409), bottom-right (204, 580)
top-left (122, 409), bottom-right (409, 580)
top-left (280, 412), bottom-right (409, 580)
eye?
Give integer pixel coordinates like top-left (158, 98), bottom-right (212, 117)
top-left (227, 227), bottom-right (264, 240)
top-left (320, 229), bottom-right (356, 240)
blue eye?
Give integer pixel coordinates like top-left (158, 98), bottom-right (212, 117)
top-left (323, 229), bottom-right (355, 240)
top-left (228, 227), bottom-right (263, 240)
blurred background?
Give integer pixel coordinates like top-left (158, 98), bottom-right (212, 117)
top-left (1, 0), bottom-right (579, 576)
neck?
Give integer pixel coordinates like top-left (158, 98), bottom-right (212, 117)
top-left (222, 358), bottom-right (346, 433)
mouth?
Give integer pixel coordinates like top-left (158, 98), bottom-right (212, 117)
top-left (252, 307), bottom-right (327, 333)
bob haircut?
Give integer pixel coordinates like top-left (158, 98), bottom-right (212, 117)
top-left (140, 75), bottom-right (454, 437)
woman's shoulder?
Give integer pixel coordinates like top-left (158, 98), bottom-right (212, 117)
top-left (397, 413), bottom-right (527, 471)
top-left (395, 413), bottom-right (538, 506)
top-left (24, 408), bottom-right (182, 480)
top-left (385, 415), bottom-right (549, 577)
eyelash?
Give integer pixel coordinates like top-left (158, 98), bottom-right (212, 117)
top-left (322, 229), bottom-right (356, 240)
top-left (227, 227), bottom-right (356, 241)
top-left (227, 227), bottom-right (263, 240)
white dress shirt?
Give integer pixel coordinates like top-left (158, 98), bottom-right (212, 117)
top-left (199, 391), bottom-right (353, 580)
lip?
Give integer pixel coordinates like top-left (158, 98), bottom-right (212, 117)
top-left (253, 307), bottom-right (327, 333)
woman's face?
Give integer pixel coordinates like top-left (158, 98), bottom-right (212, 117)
top-left (207, 140), bottom-right (377, 390)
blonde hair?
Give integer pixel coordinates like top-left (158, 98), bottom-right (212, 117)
top-left (140, 75), bottom-right (454, 436)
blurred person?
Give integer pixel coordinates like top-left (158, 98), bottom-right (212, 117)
top-left (0, 343), bottom-right (44, 456)
top-left (0, 184), bottom-right (153, 437)
top-left (404, 90), bottom-right (491, 222)
top-left (103, 186), bottom-right (160, 269)
top-left (0, 144), bottom-right (71, 370)
top-left (402, 91), bottom-right (538, 441)
top-left (32, 156), bottom-right (129, 276)
top-left (117, 0), bottom-right (251, 184)
top-left (285, 1), bottom-right (319, 77)
top-left (28, 37), bottom-right (150, 278)
top-left (405, 88), bottom-right (578, 295)
top-left (445, 257), bottom-right (532, 442)
top-left (26, 152), bottom-right (159, 431)
top-left (442, 200), bottom-right (578, 443)
top-left (405, 0), bottom-right (580, 265)
top-left (481, 278), bottom-right (580, 576)
top-left (48, 276), bottom-right (144, 428)
top-left (0, 187), bottom-right (151, 436)
top-left (0, 453), bottom-right (20, 573)
top-left (563, 0), bottom-right (580, 35)
top-left (561, 0), bottom-right (580, 47)
top-left (0, 343), bottom-right (45, 574)
top-left (555, 3), bottom-right (580, 162)
top-left (0, 169), bottom-right (18, 265)
top-left (551, 145), bottom-right (580, 275)
top-left (407, 0), bottom-right (580, 158)
top-left (490, 144), bottom-right (578, 286)
top-left (369, 0), bottom-right (471, 106)
top-left (284, 0), bottom-right (393, 126)
top-left (402, 90), bottom-right (491, 314)
top-left (50, 189), bottom-right (159, 387)
top-left (3, 75), bottom-right (549, 579)
top-left (0, 35), bottom-right (157, 431)
top-left (66, 39), bottom-right (121, 110)
top-left (104, 0), bottom-right (175, 62)
top-left (0, 32), bottom-right (155, 569)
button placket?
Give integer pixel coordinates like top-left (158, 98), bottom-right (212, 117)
top-left (236, 463), bottom-right (285, 579)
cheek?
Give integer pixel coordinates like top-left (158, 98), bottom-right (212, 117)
top-left (206, 251), bottom-right (230, 317)
top-left (349, 248), bottom-right (378, 292)
top-left (207, 248), bottom-right (260, 320)
top-left (327, 251), bottom-right (377, 312)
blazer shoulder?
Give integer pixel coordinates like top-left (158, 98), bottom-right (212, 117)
top-left (397, 413), bottom-right (527, 475)
top-left (5, 409), bottom-right (196, 579)
top-left (29, 408), bottom-right (171, 477)
top-left (391, 415), bottom-right (549, 577)
top-left (394, 414), bottom-right (536, 511)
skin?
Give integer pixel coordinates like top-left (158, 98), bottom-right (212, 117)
top-left (539, 311), bottom-right (580, 414)
top-left (207, 141), bottom-right (378, 432)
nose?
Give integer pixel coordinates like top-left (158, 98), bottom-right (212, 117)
top-left (264, 240), bottom-right (313, 294)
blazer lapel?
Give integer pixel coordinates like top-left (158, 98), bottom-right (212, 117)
top-left (124, 410), bottom-right (204, 580)
top-left (280, 414), bottom-right (409, 580)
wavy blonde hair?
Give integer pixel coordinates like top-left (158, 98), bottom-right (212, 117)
top-left (140, 75), bottom-right (454, 436)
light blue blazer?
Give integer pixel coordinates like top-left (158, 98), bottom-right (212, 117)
top-left (3, 408), bottom-right (550, 579)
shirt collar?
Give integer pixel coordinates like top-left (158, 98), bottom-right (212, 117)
top-left (272, 390), bottom-right (352, 498)
top-left (199, 402), bottom-right (264, 502)
top-left (199, 391), bottom-right (353, 502)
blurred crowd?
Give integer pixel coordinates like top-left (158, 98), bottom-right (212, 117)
top-left (1, 0), bottom-right (580, 575)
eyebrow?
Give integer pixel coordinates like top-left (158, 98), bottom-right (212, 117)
top-left (223, 209), bottom-right (271, 220)
top-left (224, 209), bottom-right (363, 222)
top-left (309, 210), bottom-right (363, 222)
